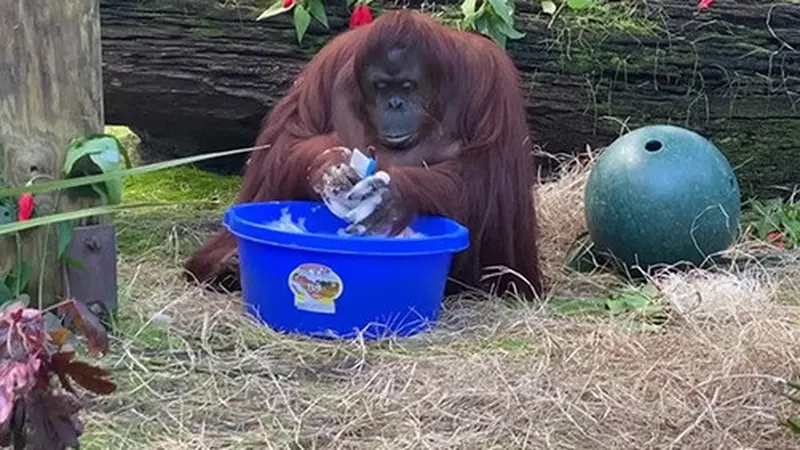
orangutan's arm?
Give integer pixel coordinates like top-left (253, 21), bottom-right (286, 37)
top-left (385, 160), bottom-right (468, 224)
top-left (240, 134), bottom-right (347, 202)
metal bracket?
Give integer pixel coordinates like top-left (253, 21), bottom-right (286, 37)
top-left (62, 223), bottom-right (118, 328)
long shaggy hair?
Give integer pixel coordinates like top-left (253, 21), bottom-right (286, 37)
top-left (184, 9), bottom-right (544, 299)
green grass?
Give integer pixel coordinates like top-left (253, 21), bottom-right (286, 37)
top-left (72, 124), bottom-right (800, 450)
top-left (122, 166), bottom-right (241, 205)
top-left (108, 309), bottom-right (185, 351)
top-left (104, 126), bottom-right (243, 257)
top-left (114, 165), bottom-right (240, 256)
top-left (556, 0), bottom-right (662, 36)
top-left (106, 125), bottom-right (241, 206)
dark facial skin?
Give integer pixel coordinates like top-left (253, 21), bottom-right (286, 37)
top-left (360, 47), bottom-right (431, 150)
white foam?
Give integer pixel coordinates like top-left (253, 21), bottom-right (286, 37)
top-left (263, 207), bottom-right (308, 233)
top-left (263, 207), bottom-right (426, 238)
top-left (397, 227), bottom-right (426, 238)
top-left (336, 226), bottom-right (425, 238)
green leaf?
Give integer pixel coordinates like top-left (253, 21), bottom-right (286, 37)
top-left (63, 135), bottom-right (116, 175)
top-left (541, 1), bottom-right (557, 15)
top-left (56, 220), bottom-right (74, 259)
top-left (0, 200), bottom-right (214, 237)
top-left (488, 0), bottom-right (514, 26)
top-left (0, 296), bottom-right (31, 314)
top-left (784, 392), bottom-right (800, 405)
top-left (63, 134), bottom-right (123, 205)
top-left (14, 294), bottom-right (30, 309)
top-left (488, 26), bottom-right (507, 49)
top-left (0, 204), bottom-right (13, 225)
top-left (118, 141), bottom-right (134, 170)
top-left (495, 16), bottom-right (525, 40)
top-left (62, 134), bottom-right (117, 175)
top-left (461, 0), bottom-right (477, 17)
top-left (5, 261), bottom-right (32, 297)
top-left (786, 379), bottom-right (800, 391)
top-left (616, 292), bottom-right (649, 310)
top-left (605, 297), bottom-right (630, 315)
top-left (293, 4), bottom-right (312, 44)
top-left (476, 15), bottom-right (507, 49)
top-left (550, 298), bottom-right (609, 317)
top-left (460, 9), bottom-right (480, 30)
top-left (567, 0), bottom-right (591, 9)
top-left (783, 418), bottom-right (800, 434)
top-left (89, 138), bottom-right (123, 202)
top-left (0, 145), bottom-right (260, 200)
top-left (256, 0), bottom-right (293, 20)
top-left (307, 0), bottom-right (329, 28)
top-left (90, 183), bottom-right (111, 205)
top-left (61, 254), bottom-right (87, 272)
top-left (0, 283), bottom-right (14, 306)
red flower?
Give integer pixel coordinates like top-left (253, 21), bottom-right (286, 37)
top-left (283, 0), bottom-right (293, 7)
top-left (698, 0), bottom-right (713, 9)
top-left (17, 193), bottom-right (33, 221)
top-left (349, 4), bottom-right (373, 28)
top-left (767, 231), bottom-right (785, 248)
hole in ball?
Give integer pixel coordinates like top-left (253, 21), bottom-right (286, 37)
top-left (29, 165), bottom-right (38, 173)
top-left (644, 140), bottom-right (663, 152)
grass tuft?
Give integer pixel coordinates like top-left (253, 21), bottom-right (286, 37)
top-left (81, 128), bottom-right (800, 448)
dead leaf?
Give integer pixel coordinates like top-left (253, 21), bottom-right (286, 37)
top-left (0, 359), bottom-right (41, 424)
top-left (0, 398), bottom-right (26, 449)
top-left (48, 352), bottom-right (77, 394)
top-left (24, 388), bottom-right (82, 450)
top-left (542, 0), bottom-right (557, 15)
top-left (63, 361), bottom-right (116, 396)
top-left (56, 298), bottom-right (108, 356)
top-left (47, 328), bottom-right (73, 349)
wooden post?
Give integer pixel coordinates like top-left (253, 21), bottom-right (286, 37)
top-left (0, 0), bottom-right (104, 308)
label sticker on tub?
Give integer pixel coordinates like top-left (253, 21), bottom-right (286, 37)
top-left (288, 263), bottom-right (343, 314)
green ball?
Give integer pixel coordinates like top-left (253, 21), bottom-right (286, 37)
top-left (584, 125), bottom-right (741, 270)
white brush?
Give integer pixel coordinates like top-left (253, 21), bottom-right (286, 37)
top-left (349, 148), bottom-right (377, 179)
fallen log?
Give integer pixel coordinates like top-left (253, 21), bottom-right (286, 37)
top-left (100, 0), bottom-right (800, 198)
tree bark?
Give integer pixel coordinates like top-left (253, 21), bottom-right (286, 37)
top-left (100, 0), bottom-right (800, 198)
top-left (0, 0), bottom-right (105, 307)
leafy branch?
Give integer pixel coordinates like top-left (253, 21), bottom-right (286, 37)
top-left (0, 137), bottom-right (269, 448)
top-left (255, 0), bottom-right (595, 49)
top-left (0, 137), bottom-right (263, 310)
top-left (0, 298), bottom-right (115, 449)
top-left (741, 197), bottom-right (800, 250)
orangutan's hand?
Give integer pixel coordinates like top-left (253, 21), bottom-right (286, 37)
top-left (342, 171), bottom-right (407, 236)
top-left (309, 146), bottom-right (363, 219)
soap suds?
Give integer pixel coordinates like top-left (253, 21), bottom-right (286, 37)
top-left (264, 207), bottom-right (426, 238)
top-left (336, 226), bottom-right (425, 238)
top-left (264, 207), bottom-right (308, 233)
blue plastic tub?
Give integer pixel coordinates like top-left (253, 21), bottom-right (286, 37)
top-left (223, 201), bottom-right (470, 340)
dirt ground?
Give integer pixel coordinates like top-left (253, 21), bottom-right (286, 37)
top-left (81, 150), bottom-right (800, 449)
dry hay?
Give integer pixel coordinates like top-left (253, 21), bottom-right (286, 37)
top-left (84, 148), bottom-right (800, 449)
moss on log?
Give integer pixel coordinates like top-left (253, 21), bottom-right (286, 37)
top-left (0, 0), bottom-right (105, 307)
top-left (100, 0), bottom-right (800, 198)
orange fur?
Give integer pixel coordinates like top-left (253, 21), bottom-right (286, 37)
top-left (184, 10), bottom-right (544, 299)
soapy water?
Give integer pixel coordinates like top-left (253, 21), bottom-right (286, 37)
top-left (264, 207), bottom-right (425, 238)
top-left (264, 208), bottom-right (309, 233)
top-left (337, 226), bottom-right (425, 239)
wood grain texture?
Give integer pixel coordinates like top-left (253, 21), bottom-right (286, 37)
top-left (0, 0), bottom-right (104, 307)
top-left (98, 0), bottom-right (800, 196)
